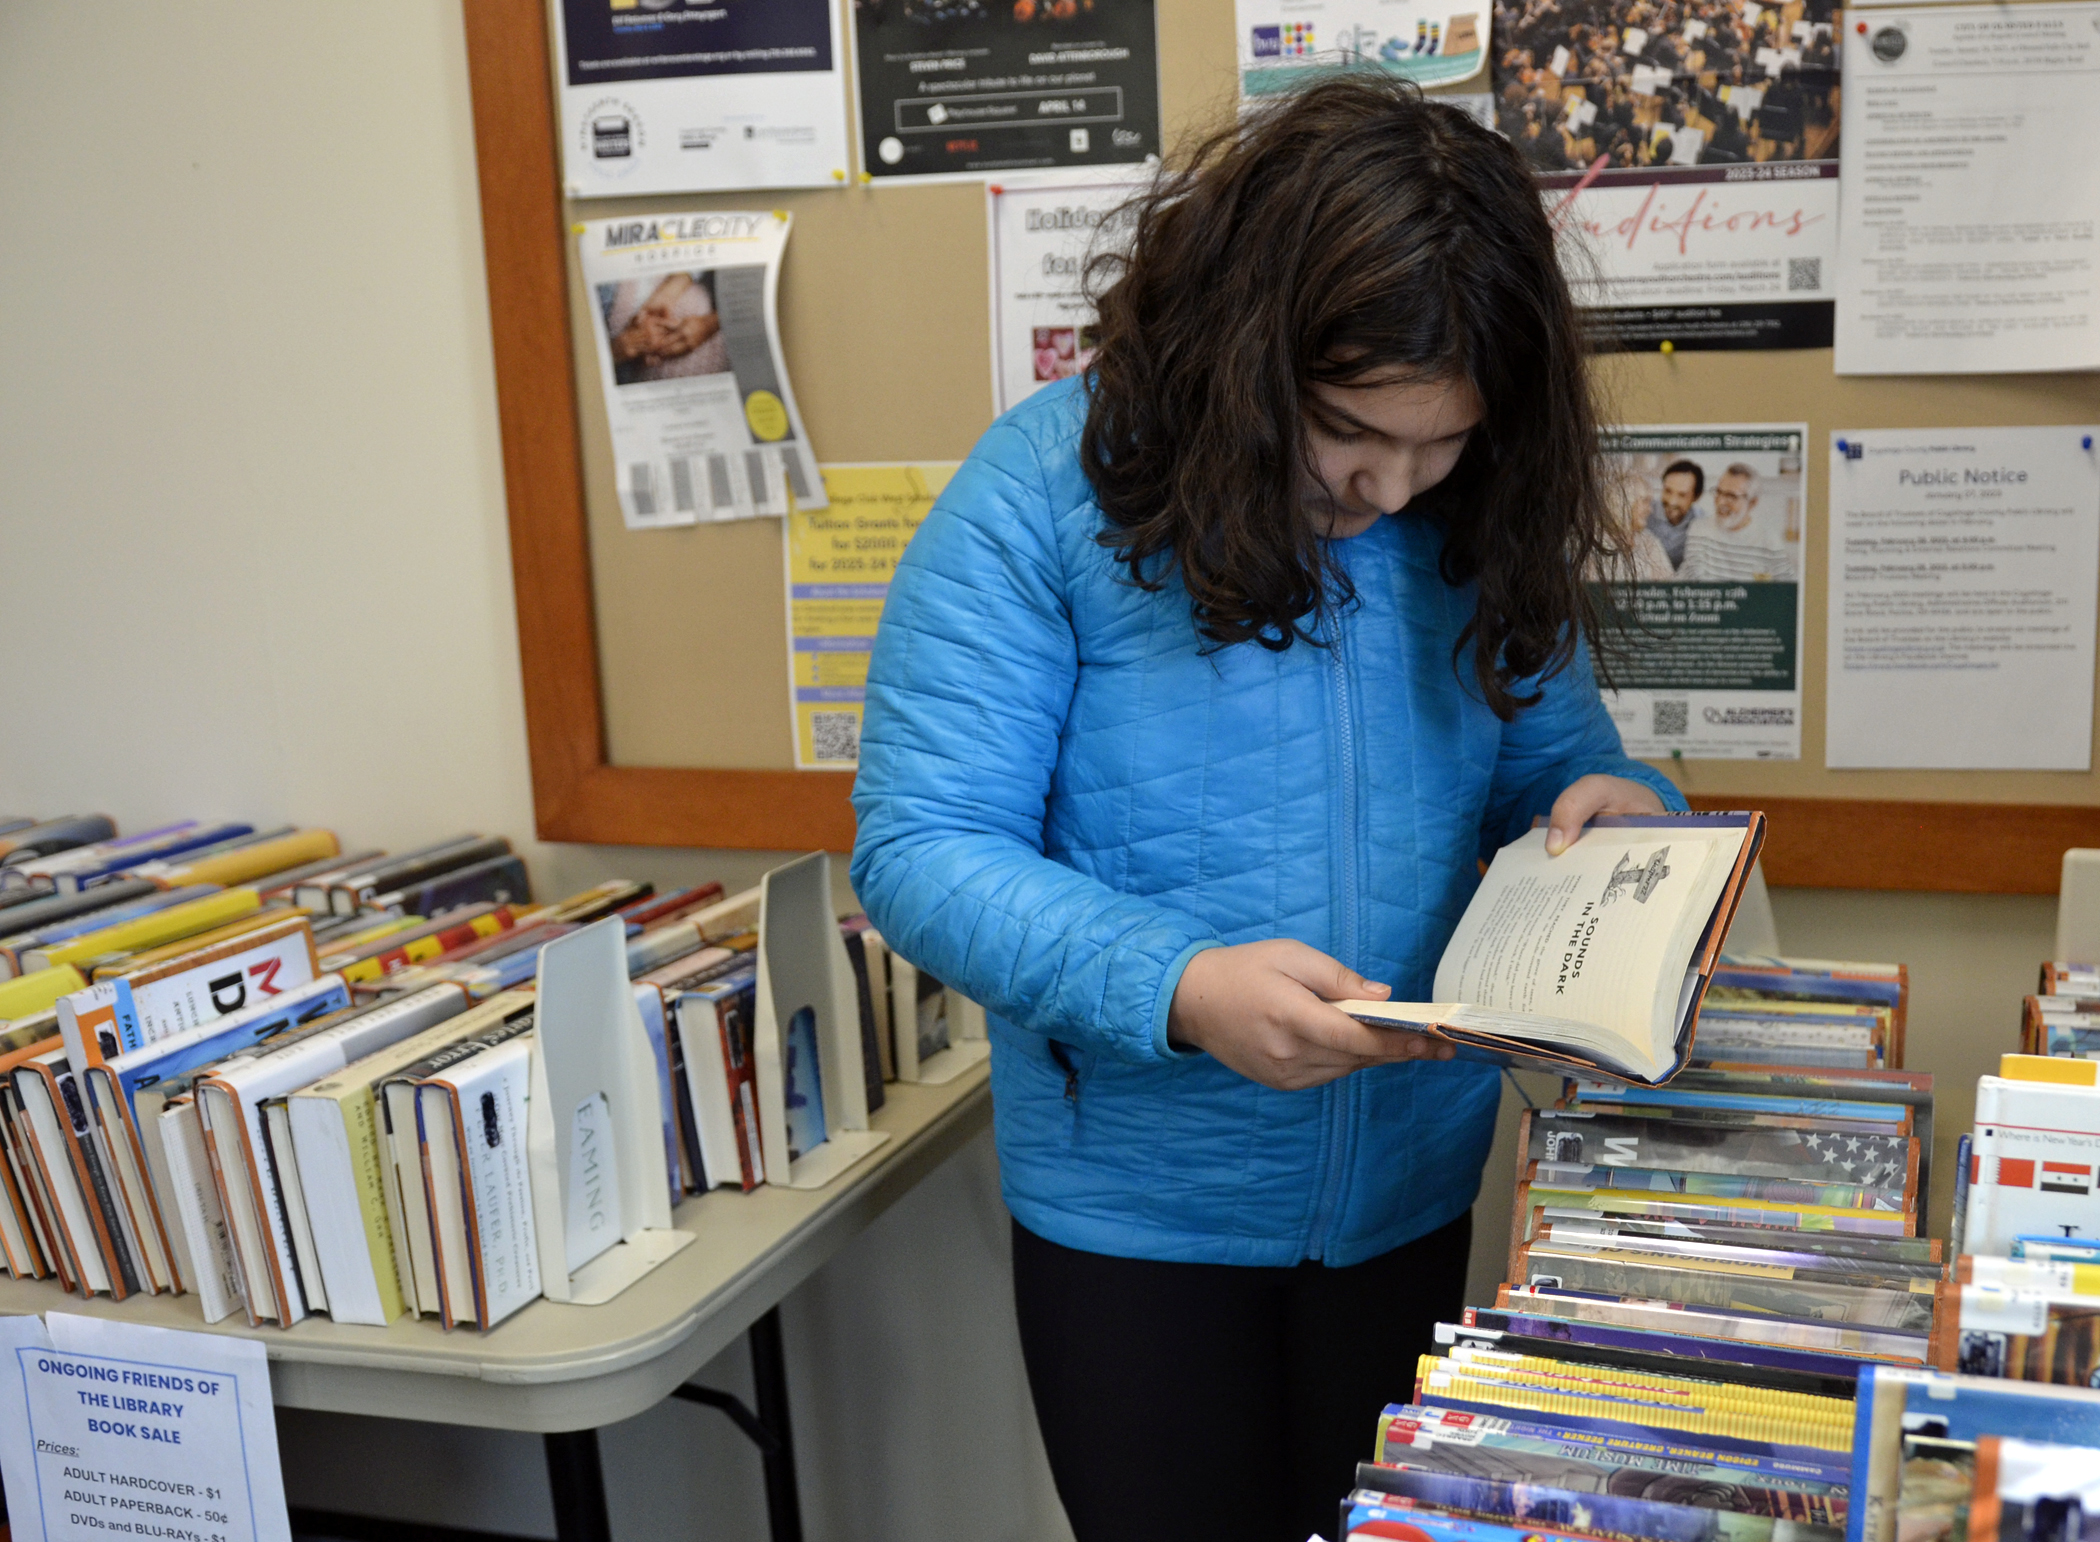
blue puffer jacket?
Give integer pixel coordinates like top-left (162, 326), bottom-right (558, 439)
top-left (850, 378), bottom-right (1683, 1267)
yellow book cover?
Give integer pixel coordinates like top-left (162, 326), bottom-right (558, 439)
top-left (0, 966), bottom-right (85, 1024)
top-left (314, 917), bottom-right (420, 965)
top-left (157, 830), bottom-right (340, 889)
top-left (30, 889), bottom-right (261, 974)
top-left (90, 907), bottom-right (306, 981)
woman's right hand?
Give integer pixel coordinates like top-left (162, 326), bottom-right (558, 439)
top-left (1167, 939), bottom-right (1453, 1091)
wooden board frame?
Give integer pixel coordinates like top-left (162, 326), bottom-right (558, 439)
top-left (460, 0), bottom-right (2095, 891)
top-left (463, 0), bottom-right (855, 855)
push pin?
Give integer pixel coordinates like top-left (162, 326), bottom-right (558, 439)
top-left (2084, 435), bottom-right (2094, 451)
top-left (1660, 340), bottom-right (1675, 355)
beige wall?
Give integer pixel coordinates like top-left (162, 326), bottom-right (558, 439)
top-left (0, 7), bottom-right (1065, 1540)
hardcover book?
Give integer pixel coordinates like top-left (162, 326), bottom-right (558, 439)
top-left (1338, 814), bottom-right (1764, 1084)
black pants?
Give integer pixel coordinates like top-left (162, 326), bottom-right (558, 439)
top-left (1012, 1212), bottom-right (1471, 1542)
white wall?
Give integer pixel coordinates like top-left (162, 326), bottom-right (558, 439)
top-left (0, 7), bottom-right (1067, 1539)
top-left (0, 6), bottom-right (2061, 1538)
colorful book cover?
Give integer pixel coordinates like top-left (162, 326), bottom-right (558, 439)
top-left (783, 1003), bottom-right (826, 1163)
top-left (1351, 1460), bottom-right (1843, 1542)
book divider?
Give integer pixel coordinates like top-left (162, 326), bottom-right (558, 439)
top-left (753, 852), bottom-right (892, 1190)
top-left (527, 917), bottom-right (694, 1305)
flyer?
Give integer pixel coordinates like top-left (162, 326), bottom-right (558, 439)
top-left (0, 1311), bottom-right (290, 1542)
top-left (1236, 0), bottom-right (1488, 95)
top-left (1591, 424), bottom-right (1807, 760)
top-left (578, 211), bottom-right (824, 530)
top-left (555, 0), bottom-right (850, 197)
top-left (1834, 4), bottom-right (2100, 375)
top-left (784, 464), bottom-right (956, 768)
top-left (1494, 0), bottom-right (1841, 350)
top-left (1825, 427), bottom-right (2100, 770)
top-left (852, 0), bottom-right (1162, 181)
top-left (986, 179), bottom-right (1143, 415)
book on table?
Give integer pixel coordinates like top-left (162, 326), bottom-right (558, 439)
top-left (1337, 812), bottom-right (1765, 1084)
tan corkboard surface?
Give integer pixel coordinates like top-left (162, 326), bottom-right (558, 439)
top-left (560, 0), bottom-right (2100, 810)
top-left (1599, 351), bottom-right (2100, 805)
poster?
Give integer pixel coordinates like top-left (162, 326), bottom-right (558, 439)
top-left (555, 0), bottom-right (850, 196)
top-left (1825, 427), bottom-right (2100, 770)
top-left (785, 464), bottom-right (957, 767)
top-left (852, 0), bottom-right (1162, 181)
top-left (578, 211), bottom-right (824, 530)
top-left (1236, 0), bottom-right (1488, 94)
top-left (987, 180), bottom-right (1143, 415)
top-left (1591, 425), bottom-right (1807, 760)
top-left (1834, 5), bottom-right (2100, 375)
top-left (0, 1312), bottom-right (290, 1542)
top-left (1494, 0), bottom-right (1841, 350)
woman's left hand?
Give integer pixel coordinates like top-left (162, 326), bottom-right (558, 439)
top-left (1545, 773), bottom-right (1668, 856)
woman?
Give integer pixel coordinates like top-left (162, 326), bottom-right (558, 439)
top-left (851, 78), bottom-right (1682, 1541)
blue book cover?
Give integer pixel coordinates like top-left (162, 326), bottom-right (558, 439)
top-left (1352, 1462), bottom-right (1842, 1542)
top-left (632, 984), bottom-right (681, 1211)
top-left (1344, 1493), bottom-right (1639, 1542)
top-left (783, 1003), bottom-right (826, 1162)
top-left (1380, 1403), bottom-right (1851, 1486)
top-left (55, 822), bottom-right (255, 891)
top-left (1848, 1368), bottom-right (2100, 1542)
top-left (103, 974), bottom-right (349, 1124)
top-left (1570, 1086), bottom-right (1909, 1124)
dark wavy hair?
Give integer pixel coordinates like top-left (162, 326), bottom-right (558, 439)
top-left (1079, 75), bottom-right (1612, 719)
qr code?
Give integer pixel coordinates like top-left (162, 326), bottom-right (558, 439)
top-left (810, 710), bottom-right (862, 763)
top-left (1788, 258), bottom-right (1822, 293)
top-left (1653, 699), bottom-right (1690, 736)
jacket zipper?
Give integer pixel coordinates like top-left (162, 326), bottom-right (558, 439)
top-left (1306, 610), bottom-right (1362, 1260)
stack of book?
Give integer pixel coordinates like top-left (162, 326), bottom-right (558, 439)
top-left (1340, 957), bottom-right (1942, 1542)
top-left (1852, 1366), bottom-right (2100, 1542)
top-left (2018, 961), bottom-right (2100, 1060)
top-left (0, 813), bottom-right (936, 1335)
top-left (1931, 1039), bottom-right (2100, 1387)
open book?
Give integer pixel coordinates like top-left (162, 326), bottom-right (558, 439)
top-left (1338, 812), bottom-right (1765, 1085)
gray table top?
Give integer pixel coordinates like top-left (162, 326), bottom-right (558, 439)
top-left (0, 1065), bottom-right (993, 1432)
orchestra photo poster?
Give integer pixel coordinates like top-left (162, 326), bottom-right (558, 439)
top-left (1494, 0), bottom-right (1840, 349)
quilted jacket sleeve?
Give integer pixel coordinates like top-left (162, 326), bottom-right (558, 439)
top-left (850, 421), bottom-right (1220, 1065)
top-left (1478, 633), bottom-right (1688, 861)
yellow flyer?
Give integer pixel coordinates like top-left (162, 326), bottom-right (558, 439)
top-left (785, 463), bottom-right (957, 769)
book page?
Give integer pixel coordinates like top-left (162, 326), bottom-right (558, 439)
top-left (1432, 827), bottom-right (1739, 1072)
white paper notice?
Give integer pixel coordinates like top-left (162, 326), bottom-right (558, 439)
top-left (0, 1311), bottom-right (289, 1542)
top-left (1826, 428), bottom-right (2100, 769)
top-left (578, 211), bottom-right (824, 529)
top-left (1835, 6), bottom-right (2100, 374)
top-left (987, 181), bottom-right (1142, 417)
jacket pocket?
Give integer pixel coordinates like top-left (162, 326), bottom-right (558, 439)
top-left (1046, 1039), bottom-right (1096, 1129)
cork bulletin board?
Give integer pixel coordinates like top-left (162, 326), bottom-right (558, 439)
top-left (462, 0), bottom-right (2100, 891)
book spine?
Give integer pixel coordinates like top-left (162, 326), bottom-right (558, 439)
top-left (159, 1100), bottom-right (243, 1323)
top-left (457, 1044), bottom-right (541, 1329)
top-left (305, 1090), bottom-right (407, 1326)
top-left (722, 989), bottom-right (760, 1190)
top-left (373, 853), bottom-right (530, 920)
top-left (6, 1085), bottom-right (75, 1292)
top-left (337, 907), bottom-right (516, 985)
top-left (55, 1065), bottom-right (142, 1298)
